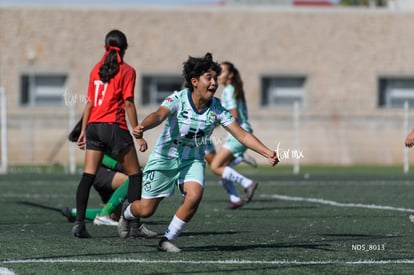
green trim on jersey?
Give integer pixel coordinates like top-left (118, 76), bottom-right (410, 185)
top-left (144, 88), bottom-right (234, 170)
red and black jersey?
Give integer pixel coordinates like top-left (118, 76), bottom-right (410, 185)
top-left (87, 60), bottom-right (136, 130)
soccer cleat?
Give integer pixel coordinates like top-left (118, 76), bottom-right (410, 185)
top-left (72, 221), bottom-right (91, 238)
top-left (157, 237), bottom-right (182, 253)
top-left (243, 154), bottom-right (258, 168)
top-left (118, 202), bottom-right (132, 239)
top-left (227, 200), bottom-right (244, 209)
top-left (130, 221), bottom-right (158, 238)
top-left (61, 207), bottom-right (76, 222)
top-left (244, 181), bottom-right (258, 203)
top-left (93, 215), bottom-right (118, 226)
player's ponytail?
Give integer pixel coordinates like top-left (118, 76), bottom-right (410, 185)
top-left (222, 61), bottom-right (246, 103)
top-left (99, 30), bottom-right (128, 83)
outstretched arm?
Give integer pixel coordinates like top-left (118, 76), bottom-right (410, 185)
top-left (133, 106), bottom-right (170, 139)
top-left (124, 98), bottom-right (149, 152)
top-left (125, 98), bottom-right (138, 129)
top-left (224, 121), bottom-right (279, 166)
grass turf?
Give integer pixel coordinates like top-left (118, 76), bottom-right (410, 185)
top-left (0, 165), bottom-right (413, 274)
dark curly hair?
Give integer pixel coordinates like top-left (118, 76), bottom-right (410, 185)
top-left (99, 30), bottom-right (128, 83)
top-left (182, 52), bottom-right (221, 91)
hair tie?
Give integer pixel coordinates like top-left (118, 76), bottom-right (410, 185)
top-left (103, 45), bottom-right (122, 63)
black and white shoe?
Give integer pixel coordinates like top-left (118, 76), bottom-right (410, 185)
top-left (72, 221), bottom-right (91, 238)
top-left (157, 237), bottom-right (181, 253)
top-left (61, 207), bottom-right (75, 222)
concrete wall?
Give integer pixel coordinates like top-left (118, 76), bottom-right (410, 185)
top-left (1, 5), bottom-right (414, 166)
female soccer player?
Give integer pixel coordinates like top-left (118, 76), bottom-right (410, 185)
top-left (72, 30), bottom-right (147, 238)
top-left (118, 53), bottom-right (279, 252)
top-left (209, 61), bottom-right (259, 209)
top-left (62, 118), bottom-right (157, 238)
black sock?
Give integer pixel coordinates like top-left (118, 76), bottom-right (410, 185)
top-left (127, 172), bottom-right (143, 203)
top-left (159, 236), bottom-right (168, 244)
top-left (75, 173), bottom-right (95, 221)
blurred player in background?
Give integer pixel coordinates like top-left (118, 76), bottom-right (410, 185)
top-left (204, 139), bottom-right (257, 209)
top-left (208, 61), bottom-right (259, 209)
top-left (118, 53), bottom-right (279, 252)
top-left (72, 29), bottom-right (147, 238)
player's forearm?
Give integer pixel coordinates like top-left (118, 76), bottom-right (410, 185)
top-left (241, 133), bottom-right (274, 158)
top-left (140, 112), bottom-right (164, 132)
top-left (125, 100), bottom-right (139, 128)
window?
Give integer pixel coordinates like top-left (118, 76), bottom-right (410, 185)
top-left (378, 77), bottom-right (414, 108)
top-left (20, 73), bottom-right (67, 106)
top-left (141, 75), bottom-right (183, 106)
top-left (261, 76), bottom-right (306, 107)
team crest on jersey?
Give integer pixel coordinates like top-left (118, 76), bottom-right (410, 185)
top-left (144, 181), bottom-right (151, 192)
top-left (209, 112), bottom-right (216, 124)
top-left (166, 97), bottom-right (173, 102)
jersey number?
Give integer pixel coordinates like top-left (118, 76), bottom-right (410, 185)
top-left (93, 80), bottom-right (108, 106)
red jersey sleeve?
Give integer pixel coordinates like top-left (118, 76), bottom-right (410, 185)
top-left (122, 66), bottom-right (136, 101)
top-left (87, 65), bottom-right (98, 104)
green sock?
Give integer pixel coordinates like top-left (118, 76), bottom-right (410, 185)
top-left (98, 180), bottom-right (129, 216)
top-left (70, 208), bottom-right (101, 221)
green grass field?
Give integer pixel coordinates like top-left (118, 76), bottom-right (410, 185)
top-left (1, 165), bottom-right (414, 274)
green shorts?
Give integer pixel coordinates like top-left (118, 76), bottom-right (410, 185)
top-left (223, 135), bottom-right (247, 158)
top-left (142, 159), bottom-right (206, 199)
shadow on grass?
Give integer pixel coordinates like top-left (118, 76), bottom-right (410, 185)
top-left (17, 201), bottom-right (62, 213)
top-left (180, 231), bottom-right (241, 237)
top-left (15, 200), bottom-right (163, 226)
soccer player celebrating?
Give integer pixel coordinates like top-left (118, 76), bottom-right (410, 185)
top-left (72, 30), bottom-right (147, 238)
top-left (118, 52), bottom-right (279, 252)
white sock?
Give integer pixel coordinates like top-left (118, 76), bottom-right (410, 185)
top-left (221, 179), bottom-right (241, 202)
top-left (123, 204), bottom-right (135, 220)
top-left (164, 215), bottom-right (186, 241)
top-left (222, 166), bottom-right (252, 189)
top-left (229, 156), bottom-right (243, 167)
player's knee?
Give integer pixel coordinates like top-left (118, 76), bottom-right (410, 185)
top-left (184, 190), bottom-right (203, 206)
top-left (209, 163), bottom-right (221, 175)
top-left (131, 201), bottom-right (156, 218)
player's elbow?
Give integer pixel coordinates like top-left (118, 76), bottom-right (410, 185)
top-left (124, 99), bottom-right (135, 109)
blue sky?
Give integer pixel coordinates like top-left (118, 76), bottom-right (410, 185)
top-left (0, 0), bottom-right (222, 5)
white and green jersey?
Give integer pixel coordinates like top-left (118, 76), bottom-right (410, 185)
top-left (146, 89), bottom-right (234, 169)
top-left (221, 84), bottom-right (252, 133)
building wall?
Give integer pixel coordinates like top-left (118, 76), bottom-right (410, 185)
top-left (1, 5), bottom-right (414, 166)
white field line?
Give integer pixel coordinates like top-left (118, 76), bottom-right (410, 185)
top-left (261, 194), bottom-right (414, 213)
top-left (2, 259), bottom-right (414, 265)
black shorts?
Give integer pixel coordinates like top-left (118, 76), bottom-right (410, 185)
top-left (93, 166), bottom-right (115, 203)
top-left (86, 123), bottom-right (134, 156)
